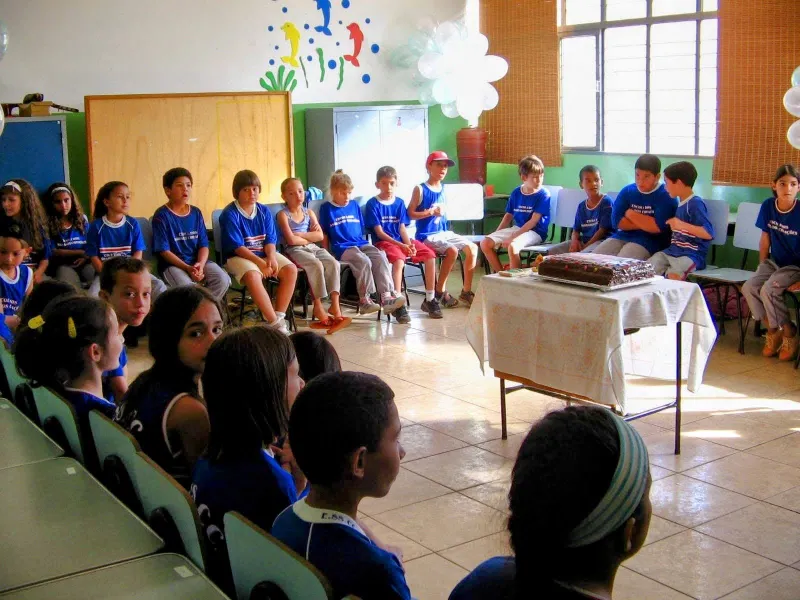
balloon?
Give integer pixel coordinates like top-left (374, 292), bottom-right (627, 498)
top-left (418, 52), bottom-right (445, 79)
top-left (466, 33), bottom-right (489, 59)
top-left (788, 120), bottom-right (800, 150)
top-left (441, 102), bottom-right (459, 118)
top-left (432, 79), bottom-right (456, 104)
top-left (482, 84), bottom-right (499, 111)
top-left (792, 66), bottom-right (800, 87)
top-left (434, 22), bottom-right (460, 51)
top-left (0, 21), bottom-right (7, 61)
top-left (418, 85), bottom-right (436, 106)
top-left (457, 92), bottom-right (484, 122)
top-left (480, 56), bottom-right (509, 83)
top-left (784, 86), bottom-right (800, 117)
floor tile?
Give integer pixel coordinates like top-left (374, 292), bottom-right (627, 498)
top-left (718, 567), bottom-right (800, 599)
top-left (625, 530), bottom-right (782, 600)
top-left (478, 432), bottom-right (527, 459)
top-left (359, 468), bottom-right (451, 516)
top-left (460, 480), bottom-right (511, 514)
top-left (747, 433), bottom-right (800, 468)
top-left (766, 486), bottom-right (800, 513)
top-left (650, 464), bottom-right (675, 481)
top-left (696, 502), bottom-right (800, 565)
top-left (359, 516), bottom-right (431, 561)
top-left (680, 413), bottom-right (792, 450)
top-left (614, 568), bottom-right (694, 600)
top-left (684, 453), bottom-right (800, 500)
top-left (400, 424), bottom-right (469, 462)
top-left (404, 554), bottom-right (469, 600)
top-left (650, 474), bottom-right (755, 527)
top-left (438, 531), bottom-right (511, 571)
top-left (372, 493), bottom-right (507, 552)
top-left (403, 447), bottom-right (514, 491)
top-left (646, 430), bottom-right (738, 472)
top-left (644, 515), bottom-right (687, 546)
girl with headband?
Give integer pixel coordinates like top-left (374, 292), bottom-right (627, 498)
top-left (0, 179), bottom-right (52, 285)
top-left (450, 405), bottom-right (652, 600)
top-left (41, 182), bottom-right (95, 288)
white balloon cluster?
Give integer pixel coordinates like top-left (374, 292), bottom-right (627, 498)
top-left (784, 66), bottom-right (800, 150)
top-left (391, 20), bottom-right (508, 125)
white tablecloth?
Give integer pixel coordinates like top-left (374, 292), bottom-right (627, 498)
top-left (466, 275), bottom-right (717, 413)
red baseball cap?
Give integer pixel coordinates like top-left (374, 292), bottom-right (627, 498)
top-left (426, 151), bottom-right (455, 166)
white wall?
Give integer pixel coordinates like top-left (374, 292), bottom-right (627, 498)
top-left (0, 0), bottom-right (466, 110)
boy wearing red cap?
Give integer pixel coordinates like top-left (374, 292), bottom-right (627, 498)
top-left (408, 151), bottom-right (478, 315)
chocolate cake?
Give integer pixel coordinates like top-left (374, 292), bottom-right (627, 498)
top-left (537, 253), bottom-right (656, 287)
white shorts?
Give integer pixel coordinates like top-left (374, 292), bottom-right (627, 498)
top-left (485, 227), bottom-right (542, 249)
top-left (422, 231), bottom-right (473, 254)
top-left (225, 254), bottom-right (293, 284)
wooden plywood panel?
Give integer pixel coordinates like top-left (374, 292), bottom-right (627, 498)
top-left (86, 92), bottom-right (293, 225)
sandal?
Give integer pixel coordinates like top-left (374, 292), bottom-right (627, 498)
top-left (326, 316), bottom-right (353, 335)
top-left (310, 317), bottom-right (336, 330)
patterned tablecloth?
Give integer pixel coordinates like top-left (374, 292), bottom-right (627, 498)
top-left (466, 274), bottom-right (717, 413)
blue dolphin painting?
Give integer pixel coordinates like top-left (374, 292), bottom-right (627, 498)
top-left (314, 0), bottom-right (332, 36)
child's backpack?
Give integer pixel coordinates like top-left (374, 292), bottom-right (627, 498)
top-left (703, 285), bottom-right (750, 320)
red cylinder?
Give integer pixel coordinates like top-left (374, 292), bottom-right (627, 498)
top-left (456, 127), bottom-right (488, 185)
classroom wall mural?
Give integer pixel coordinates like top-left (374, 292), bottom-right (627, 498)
top-left (0, 0), bottom-right (466, 110)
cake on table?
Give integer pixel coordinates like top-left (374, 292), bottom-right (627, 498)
top-left (537, 253), bottom-right (656, 287)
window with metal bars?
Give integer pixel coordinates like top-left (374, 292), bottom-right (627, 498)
top-left (558, 0), bottom-right (718, 156)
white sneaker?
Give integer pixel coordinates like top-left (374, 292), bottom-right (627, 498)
top-left (381, 293), bottom-right (405, 315)
top-left (359, 298), bottom-right (380, 315)
top-left (269, 318), bottom-right (290, 335)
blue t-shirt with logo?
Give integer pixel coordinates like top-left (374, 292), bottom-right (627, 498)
top-left (318, 201), bottom-right (368, 259)
top-left (414, 183), bottom-right (449, 241)
top-left (574, 195), bottom-right (614, 244)
top-left (610, 183), bottom-right (677, 254)
top-left (219, 202), bottom-right (278, 263)
top-left (152, 205), bottom-right (209, 271)
top-left (506, 187), bottom-right (551, 238)
top-left (54, 216), bottom-right (89, 253)
top-left (0, 265), bottom-right (32, 316)
top-left (756, 198), bottom-right (800, 268)
top-left (272, 499), bottom-right (411, 600)
top-left (365, 197), bottom-right (409, 242)
top-left (86, 216), bottom-right (146, 261)
top-left (663, 196), bottom-right (714, 270)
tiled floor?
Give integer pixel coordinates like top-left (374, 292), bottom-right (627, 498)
top-left (128, 277), bottom-right (800, 600)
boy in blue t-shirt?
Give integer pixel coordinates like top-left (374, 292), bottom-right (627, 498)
top-left (219, 170), bottom-right (298, 334)
top-left (153, 168), bottom-right (231, 301)
top-left (408, 151), bottom-right (479, 309)
top-left (742, 164), bottom-right (800, 361)
top-left (550, 165), bottom-right (614, 256)
top-left (366, 165), bottom-right (438, 322)
top-left (594, 154), bottom-right (677, 259)
top-left (647, 161), bottom-right (714, 279)
top-left (272, 372), bottom-right (410, 600)
top-left (481, 154), bottom-right (551, 272)
top-left (0, 221), bottom-right (33, 333)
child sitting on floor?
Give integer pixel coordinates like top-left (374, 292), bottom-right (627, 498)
top-left (318, 170), bottom-right (405, 316)
top-left (219, 170), bottom-right (298, 334)
top-left (550, 166), bottom-right (613, 255)
top-left (481, 155), bottom-right (551, 271)
top-left (366, 165), bottom-right (436, 322)
top-left (41, 182), bottom-right (95, 288)
top-left (449, 406), bottom-right (652, 600)
top-left (272, 371), bottom-right (410, 600)
top-left (742, 164), bottom-right (800, 361)
top-left (647, 161), bottom-right (714, 280)
top-left (276, 177), bottom-right (351, 334)
top-left (0, 221), bottom-right (33, 333)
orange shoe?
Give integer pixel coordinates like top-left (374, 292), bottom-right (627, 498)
top-left (763, 330), bottom-right (784, 357)
top-left (779, 335), bottom-right (800, 361)
top-left (326, 316), bottom-right (352, 335)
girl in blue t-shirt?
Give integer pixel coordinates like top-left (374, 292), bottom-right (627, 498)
top-left (1, 179), bottom-right (51, 285)
top-left (190, 326), bottom-right (307, 573)
top-left (42, 182), bottom-right (95, 288)
top-left (116, 286), bottom-right (224, 488)
top-left (14, 295), bottom-right (123, 430)
top-left (742, 164), bottom-right (800, 361)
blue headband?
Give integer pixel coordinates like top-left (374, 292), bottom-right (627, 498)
top-left (566, 414), bottom-right (649, 548)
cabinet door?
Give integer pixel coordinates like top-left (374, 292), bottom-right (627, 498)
top-left (334, 110), bottom-right (382, 201)
top-left (378, 108), bottom-right (429, 203)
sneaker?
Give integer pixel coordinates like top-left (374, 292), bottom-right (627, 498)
top-left (269, 318), bottom-right (290, 336)
top-left (421, 298), bottom-right (443, 319)
top-left (763, 330), bottom-right (783, 358)
top-left (381, 293), bottom-right (406, 315)
top-left (436, 291), bottom-right (459, 308)
top-left (393, 305), bottom-right (411, 324)
top-left (458, 289), bottom-right (475, 306)
top-left (779, 334), bottom-right (800, 361)
top-left (359, 298), bottom-right (380, 315)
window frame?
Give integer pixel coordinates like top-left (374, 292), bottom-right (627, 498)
top-left (558, 0), bottom-right (718, 157)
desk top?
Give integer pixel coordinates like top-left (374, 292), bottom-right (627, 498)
top-left (0, 554), bottom-right (229, 600)
top-left (0, 458), bottom-right (163, 592)
top-left (0, 399), bottom-right (63, 470)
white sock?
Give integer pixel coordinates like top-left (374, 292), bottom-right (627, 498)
top-left (275, 311), bottom-right (286, 321)
top-left (425, 290), bottom-right (435, 301)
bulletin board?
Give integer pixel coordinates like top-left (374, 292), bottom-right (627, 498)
top-left (85, 92), bottom-right (294, 224)
top-left (0, 116), bottom-right (70, 195)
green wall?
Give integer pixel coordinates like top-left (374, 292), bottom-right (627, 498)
top-left (64, 102), bottom-right (467, 214)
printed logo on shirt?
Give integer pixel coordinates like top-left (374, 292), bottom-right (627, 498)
top-left (380, 216), bottom-right (400, 224)
top-left (58, 238), bottom-right (86, 248)
top-left (766, 219), bottom-right (799, 237)
top-left (671, 231), bottom-right (701, 251)
top-left (581, 218), bottom-right (599, 231)
top-left (1, 298), bottom-right (20, 313)
top-left (514, 204), bottom-right (535, 214)
top-left (630, 203), bottom-right (655, 216)
top-left (174, 231), bottom-right (199, 242)
top-left (332, 215), bottom-right (360, 227)
top-left (244, 234), bottom-right (267, 250)
top-left (100, 245), bottom-right (133, 259)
